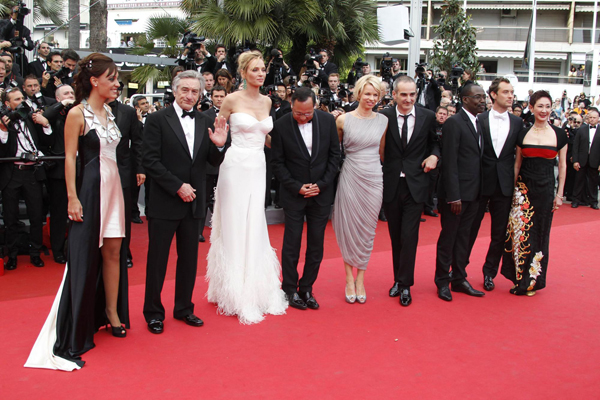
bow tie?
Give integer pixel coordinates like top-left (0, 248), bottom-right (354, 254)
top-left (493, 112), bottom-right (508, 120)
top-left (590, 125), bottom-right (597, 130)
top-left (181, 109), bottom-right (195, 119)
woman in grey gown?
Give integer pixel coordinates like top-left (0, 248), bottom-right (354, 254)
top-left (332, 75), bottom-right (388, 304)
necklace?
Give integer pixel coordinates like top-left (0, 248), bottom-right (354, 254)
top-left (355, 109), bottom-right (373, 119)
top-left (531, 124), bottom-right (549, 134)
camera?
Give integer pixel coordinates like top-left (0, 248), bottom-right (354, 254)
top-left (31, 92), bottom-right (46, 111)
top-left (302, 50), bottom-right (321, 86)
top-left (197, 96), bottom-right (212, 112)
top-left (163, 87), bottom-right (175, 107)
top-left (318, 88), bottom-right (341, 112)
top-left (49, 66), bottom-right (71, 81)
top-left (181, 31), bottom-right (206, 70)
top-left (1, 101), bottom-right (34, 124)
top-left (15, 2), bottom-right (30, 17)
top-left (415, 62), bottom-right (428, 80)
top-left (380, 52), bottom-right (393, 84)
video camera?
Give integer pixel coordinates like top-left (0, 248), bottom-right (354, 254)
top-left (163, 87), bottom-right (175, 107)
top-left (181, 31), bottom-right (206, 70)
top-left (5, 3), bottom-right (30, 54)
top-left (449, 63), bottom-right (464, 96)
top-left (302, 49), bottom-right (321, 86)
top-left (380, 52), bottom-right (394, 85)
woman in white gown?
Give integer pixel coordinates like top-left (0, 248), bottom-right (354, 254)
top-left (206, 51), bottom-right (287, 324)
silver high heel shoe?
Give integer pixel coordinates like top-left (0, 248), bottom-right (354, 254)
top-left (345, 283), bottom-right (356, 304)
top-left (356, 283), bottom-right (366, 304)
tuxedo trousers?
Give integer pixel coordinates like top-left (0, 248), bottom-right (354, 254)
top-left (573, 165), bottom-right (599, 206)
top-left (143, 207), bottom-right (199, 322)
top-left (281, 200), bottom-right (330, 295)
top-left (383, 178), bottom-right (424, 287)
top-left (435, 199), bottom-right (479, 287)
top-left (467, 185), bottom-right (512, 278)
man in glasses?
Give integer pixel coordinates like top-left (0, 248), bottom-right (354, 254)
top-left (271, 86), bottom-right (340, 310)
top-left (435, 83), bottom-right (486, 301)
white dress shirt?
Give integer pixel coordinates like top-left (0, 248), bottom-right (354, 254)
top-left (489, 109), bottom-right (510, 157)
top-left (173, 102), bottom-right (195, 157)
top-left (0, 120), bottom-right (52, 163)
top-left (395, 106), bottom-right (416, 177)
top-left (589, 124), bottom-right (597, 153)
top-left (298, 121), bottom-right (313, 155)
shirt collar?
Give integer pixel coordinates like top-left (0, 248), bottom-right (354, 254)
top-left (173, 101), bottom-right (193, 116)
top-left (395, 105), bottom-right (416, 119)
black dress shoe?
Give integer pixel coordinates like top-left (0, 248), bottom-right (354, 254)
top-left (592, 204), bottom-right (599, 210)
top-left (285, 292), bottom-right (307, 310)
top-left (147, 319), bottom-right (164, 334)
top-left (198, 234), bottom-right (206, 243)
top-left (132, 216), bottom-right (143, 224)
top-left (399, 288), bottom-right (412, 306)
top-left (126, 258), bottom-right (133, 268)
top-left (176, 314), bottom-right (204, 327)
top-left (299, 291), bottom-right (319, 309)
top-left (483, 276), bottom-right (495, 291)
top-left (53, 254), bottom-right (67, 264)
top-left (389, 282), bottom-right (401, 297)
top-left (379, 209), bottom-right (387, 222)
top-left (451, 280), bottom-right (485, 297)
top-left (424, 210), bottom-right (439, 217)
top-left (571, 202), bottom-right (579, 208)
top-left (5, 257), bottom-right (17, 270)
top-left (30, 256), bottom-right (44, 268)
top-left (438, 286), bottom-right (452, 301)
top-left (420, 218), bottom-right (426, 222)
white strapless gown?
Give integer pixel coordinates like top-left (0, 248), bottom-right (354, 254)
top-left (206, 113), bottom-right (287, 324)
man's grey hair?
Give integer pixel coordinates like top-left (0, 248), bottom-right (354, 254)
top-left (172, 70), bottom-right (205, 93)
top-left (393, 75), bottom-right (415, 92)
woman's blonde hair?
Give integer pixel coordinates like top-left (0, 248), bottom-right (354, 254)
top-left (237, 50), bottom-right (263, 77)
top-left (354, 75), bottom-right (384, 101)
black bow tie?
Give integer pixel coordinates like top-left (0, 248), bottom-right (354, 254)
top-left (590, 125), bottom-right (597, 130)
top-left (181, 109), bottom-right (195, 119)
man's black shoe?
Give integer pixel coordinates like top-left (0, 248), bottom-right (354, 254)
top-left (30, 256), bottom-right (45, 267)
top-left (5, 257), bottom-right (17, 270)
top-left (147, 319), bottom-right (164, 334)
top-left (299, 291), bottom-right (319, 309)
top-left (132, 216), bottom-right (143, 224)
top-left (286, 292), bottom-right (307, 310)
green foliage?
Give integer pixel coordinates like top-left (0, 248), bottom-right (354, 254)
top-left (430, 0), bottom-right (478, 78)
top-left (0, 0), bottom-right (64, 26)
top-left (180, 0), bottom-right (379, 74)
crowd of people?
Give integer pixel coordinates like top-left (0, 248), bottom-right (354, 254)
top-left (0, 43), bottom-right (597, 372)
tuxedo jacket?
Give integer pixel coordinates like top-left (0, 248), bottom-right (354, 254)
top-left (29, 59), bottom-right (48, 78)
top-left (573, 124), bottom-right (600, 169)
top-left (438, 109), bottom-right (483, 203)
top-left (478, 111), bottom-right (522, 197)
top-left (275, 100), bottom-right (292, 120)
top-left (318, 62), bottom-right (338, 88)
top-left (380, 105), bottom-right (440, 204)
top-left (271, 109), bottom-right (341, 211)
top-left (110, 102), bottom-right (144, 183)
top-left (40, 101), bottom-right (69, 180)
top-left (142, 105), bottom-right (225, 220)
top-left (213, 61), bottom-right (235, 75)
top-left (0, 118), bottom-right (47, 189)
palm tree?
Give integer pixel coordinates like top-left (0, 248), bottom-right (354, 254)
top-left (129, 15), bottom-right (189, 86)
top-left (68, 0), bottom-right (80, 49)
top-left (180, 0), bottom-right (378, 75)
top-left (89, 0), bottom-right (107, 51)
top-left (0, 0), bottom-right (65, 25)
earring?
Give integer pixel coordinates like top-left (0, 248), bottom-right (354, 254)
top-left (243, 79), bottom-right (247, 90)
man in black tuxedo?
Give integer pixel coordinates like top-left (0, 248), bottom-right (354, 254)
top-left (572, 108), bottom-right (600, 209)
top-left (435, 83), bottom-right (486, 301)
top-left (466, 78), bottom-right (522, 291)
top-left (142, 70), bottom-right (227, 334)
top-left (28, 41), bottom-right (51, 78)
top-left (1, 6), bottom-right (34, 76)
top-left (22, 74), bottom-right (56, 110)
top-left (109, 98), bottom-right (145, 269)
top-left (316, 50), bottom-right (338, 88)
top-left (380, 76), bottom-right (440, 306)
top-left (177, 42), bottom-right (217, 74)
top-left (213, 44), bottom-right (235, 75)
top-left (564, 113), bottom-right (582, 200)
top-left (271, 87), bottom-right (340, 310)
top-left (41, 84), bottom-right (75, 264)
top-left (0, 88), bottom-right (51, 270)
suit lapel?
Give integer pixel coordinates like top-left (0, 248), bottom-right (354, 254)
top-left (166, 107), bottom-right (191, 158)
top-left (192, 112), bottom-right (205, 162)
top-left (310, 111), bottom-right (320, 163)
top-left (461, 109), bottom-right (480, 148)
top-left (499, 114), bottom-right (519, 157)
top-left (479, 112), bottom-right (494, 157)
top-left (409, 107), bottom-right (425, 151)
top-left (385, 107), bottom-right (402, 151)
top-left (290, 115), bottom-right (311, 160)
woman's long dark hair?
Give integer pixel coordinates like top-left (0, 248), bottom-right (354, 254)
top-left (73, 53), bottom-right (117, 105)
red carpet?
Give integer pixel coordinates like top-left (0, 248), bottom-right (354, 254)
top-left (1, 207), bottom-right (600, 399)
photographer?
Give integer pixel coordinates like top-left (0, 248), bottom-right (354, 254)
top-left (0, 4), bottom-right (34, 77)
top-left (29, 41), bottom-right (51, 78)
top-left (41, 84), bottom-right (75, 263)
top-left (0, 87), bottom-right (52, 269)
top-left (414, 63), bottom-right (441, 112)
top-left (41, 52), bottom-right (70, 98)
top-left (391, 58), bottom-right (403, 82)
top-left (315, 50), bottom-right (337, 88)
top-left (61, 49), bottom-right (80, 79)
top-left (1, 52), bottom-right (23, 86)
top-left (22, 74), bottom-right (56, 112)
top-left (347, 59), bottom-right (371, 86)
top-left (177, 33), bottom-right (216, 73)
top-left (266, 48), bottom-right (294, 87)
top-left (213, 44), bottom-right (235, 75)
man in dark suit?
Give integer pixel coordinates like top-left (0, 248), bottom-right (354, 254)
top-left (28, 41), bottom-right (51, 78)
top-left (1, 6), bottom-right (34, 76)
top-left (271, 87), bottom-right (340, 310)
top-left (41, 84), bottom-right (75, 264)
top-left (109, 98), bottom-right (144, 269)
top-left (177, 42), bottom-right (217, 74)
top-left (213, 44), bottom-right (235, 75)
top-left (142, 70), bottom-right (227, 334)
top-left (572, 108), bottom-right (600, 209)
top-left (380, 76), bottom-right (440, 306)
top-left (435, 83), bottom-right (486, 301)
top-left (0, 88), bottom-right (51, 270)
top-left (22, 74), bottom-right (56, 110)
top-left (466, 78), bottom-right (522, 291)
top-left (316, 50), bottom-right (338, 88)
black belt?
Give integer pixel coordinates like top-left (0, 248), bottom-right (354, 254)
top-left (14, 164), bottom-right (36, 170)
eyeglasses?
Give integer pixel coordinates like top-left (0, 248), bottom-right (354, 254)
top-left (464, 94), bottom-right (486, 101)
top-left (293, 111), bottom-right (314, 118)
